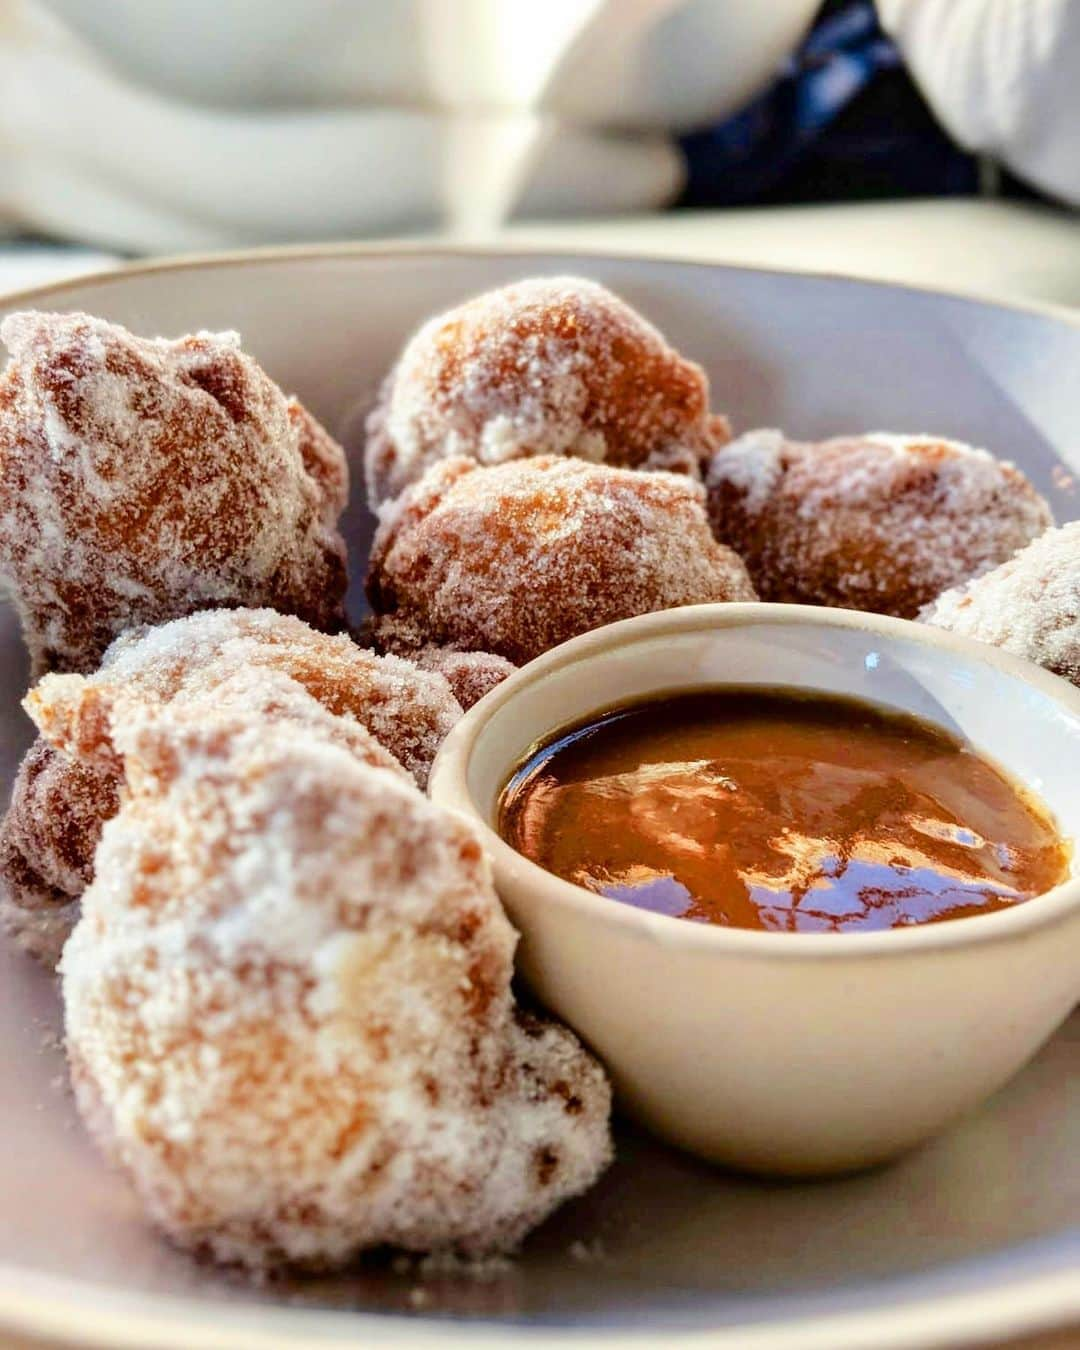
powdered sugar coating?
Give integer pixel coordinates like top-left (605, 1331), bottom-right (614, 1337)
top-left (364, 277), bottom-right (731, 509)
top-left (3, 609), bottom-right (463, 964)
top-left (922, 523), bottom-right (1080, 686)
top-left (53, 608), bottom-right (464, 788)
top-left (35, 665), bottom-right (409, 785)
top-left (0, 311), bottom-right (349, 675)
top-left (367, 455), bottom-right (756, 665)
top-left (365, 613), bottom-right (517, 710)
top-left (61, 700), bottom-right (612, 1268)
top-left (706, 429), bottom-right (1053, 618)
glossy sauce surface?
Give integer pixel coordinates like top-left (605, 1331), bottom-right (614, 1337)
top-left (498, 689), bottom-right (1069, 933)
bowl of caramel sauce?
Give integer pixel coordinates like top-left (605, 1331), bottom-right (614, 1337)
top-left (499, 688), bottom-right (1069, 936)
top-left (430, 604), bottom-right (1080, 1174)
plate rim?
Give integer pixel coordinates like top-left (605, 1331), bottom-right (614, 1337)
top-left (1, 239), bottom-right (1079, 335)
top-left (0, 1252), bottom-right (1078, 1349)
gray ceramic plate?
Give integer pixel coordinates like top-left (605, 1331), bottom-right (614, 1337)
top-left (0, 248), bottom-right (1077, 1349)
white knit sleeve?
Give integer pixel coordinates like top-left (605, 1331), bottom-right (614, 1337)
top-left (878, 0), bottom-right (1080, 205)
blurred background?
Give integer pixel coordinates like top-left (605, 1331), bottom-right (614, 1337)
top-left (0, 0), bottom-right (1078, 301)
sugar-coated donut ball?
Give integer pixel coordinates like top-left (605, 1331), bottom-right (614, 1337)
top-left (1, 609), bottom-right (463, 964)
top-left (922, 522), bottom-right (1080, 686)
top-left (367, 455), bottom-right (756, 665)
top-left (0, 311), bottom-right (349, 675)
top-left (706, 429), bottom-right (1053, 618)
top-left (364, 276), bottom-right (731, 509)
top-left (0, 740), bottom-right (116, 966)
top-left (62, 698), bottom-right (611, 1269)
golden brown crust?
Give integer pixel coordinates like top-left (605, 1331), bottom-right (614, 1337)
top-left (367, 455), bottom-right (756, 665)
top-left (363, 613), bottom-right (517, 709)
top-left (0, 740), bottom-right (118, 965)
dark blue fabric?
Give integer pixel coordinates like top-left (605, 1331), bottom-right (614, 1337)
top-left (677, 0), bottom-right (980, 207)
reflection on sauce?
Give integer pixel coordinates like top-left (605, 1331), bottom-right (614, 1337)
top-left (498, 689), bottom-right (1070, 933)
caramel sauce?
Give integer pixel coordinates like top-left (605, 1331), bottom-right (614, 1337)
top-left (498, 689), bottom-right (1069, 933)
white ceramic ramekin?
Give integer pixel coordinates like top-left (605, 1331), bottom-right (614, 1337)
top-left (429, 603), bottom-right (1080, 1176)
